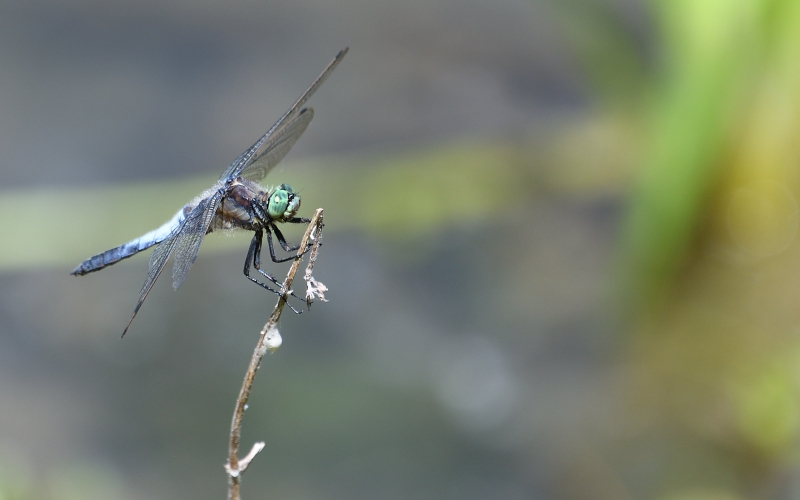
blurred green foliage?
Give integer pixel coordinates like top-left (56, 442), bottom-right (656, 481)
top-left (0, 140), bottom-right (529, 271)
top-left (607, 0), bottom-right (800, 497)
top-left (548, 0), bottom-right (800, 497)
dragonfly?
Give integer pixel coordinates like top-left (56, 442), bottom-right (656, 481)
top-left (72, 48), bottom-right (347, 337)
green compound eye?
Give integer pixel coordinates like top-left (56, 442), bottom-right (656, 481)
top-left (268, 190), bottom-right (289, 219)
top-left (268, 184), bottom-right (301, 220)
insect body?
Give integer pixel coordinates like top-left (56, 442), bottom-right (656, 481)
top-left (72, 48), bottom-right (348, 336)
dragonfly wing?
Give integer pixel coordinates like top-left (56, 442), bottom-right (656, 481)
top-left (239, 108), bottom-right (314, 182)
top-left (122, 224), bottom-right (182, 337)
top-left (219, 48), bottom-right (347, 182)
top-left (121, 191), bottom-right (222, 337)
top-left (171, 189), bottom-right (224, 290)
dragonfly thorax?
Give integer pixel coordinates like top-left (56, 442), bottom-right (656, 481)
top-left (219, 179), bottom-right (301, 229)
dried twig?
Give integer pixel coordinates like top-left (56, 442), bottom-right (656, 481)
top-left (226, 209), bottom-right (326, 500)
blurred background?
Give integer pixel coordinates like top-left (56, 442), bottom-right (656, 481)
top-left (1, 0), bottom-right (800, 498)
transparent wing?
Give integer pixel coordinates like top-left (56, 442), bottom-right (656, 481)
top-left (239, 108), bottom-right (314, 182)
top-left (219, 47), bottom-right (348, 182)
top-left (122, 223), bottom-right (182, 337)
top-left (121, 191), bottom-right (223, 337)
top-left (171, 190), bottom-right (224, 289)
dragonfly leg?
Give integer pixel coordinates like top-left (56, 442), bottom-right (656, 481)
top-left (244, 230), bottom-right (304, 313)
top-left (244, 230), bottom-right (279, 292)
top-left (289, 216), bottom-right (324, 232)
top-left (287, 217), bottom-right (323, 248)
top-left (266, 225), bottom-right (310, 263)
top-left (272, 225), bottom-right (298, 252)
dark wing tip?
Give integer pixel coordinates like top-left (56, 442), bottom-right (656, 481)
top-left (121, 312), bottom-right (134, 338)
top-left (121, 306), bottom-right (140, 338)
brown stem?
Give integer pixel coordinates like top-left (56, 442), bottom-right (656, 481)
top-left (226, 208), bottom-right (325, 500)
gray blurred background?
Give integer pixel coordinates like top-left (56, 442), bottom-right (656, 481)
top-left (6, 0), bottom-right (800, 499)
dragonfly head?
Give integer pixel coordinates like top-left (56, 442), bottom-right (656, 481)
top-left (267, 184), bottom-right (301, 222)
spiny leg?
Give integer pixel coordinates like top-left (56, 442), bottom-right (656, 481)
top-left (253, 229), bottom-right (304, 296)
top-left (273, 224), bottom-right (316, 256)
top-left (243, 230), bottom-right (280, 291)
top-left (243, 230), bottom-right (303, 313)
top-left (289, 216), bottom-right (323, 234)
top-left (272, 225), bottom-right (299, 252)
top-left (288, 216), bottom-right (322, 249)
top-left (266, 224), bottom-right (312, 263)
